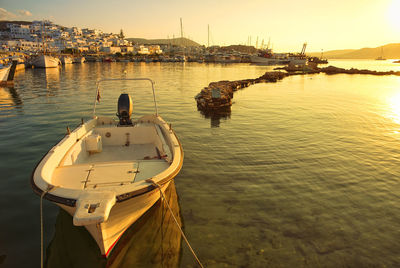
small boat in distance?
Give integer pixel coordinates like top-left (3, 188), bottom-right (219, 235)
top-left (31, 54), bottom-right (60, 68)
top-left (376, 47), bottom-right (386, 60)
top-left (60, 56), bottom-right (73, 64)
top-left (31, 78), bottom-right (183, 257)
top-left (72, 56), bottom-right (85, 63)
top-left (0, 58), bottom-right (18, 85)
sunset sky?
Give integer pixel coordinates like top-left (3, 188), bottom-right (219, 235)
top-left (2, 0), bottom-right (400, 52)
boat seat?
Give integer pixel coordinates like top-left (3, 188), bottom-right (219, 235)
top-left (85, 134), bottom-right (102, 153)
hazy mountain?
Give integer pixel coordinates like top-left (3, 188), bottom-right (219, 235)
top-left (308, 44), bottom-right (400, 59)
top-left (126, 37), bottom-right (201, 47)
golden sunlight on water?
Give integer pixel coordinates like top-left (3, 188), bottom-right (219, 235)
top-left (387, 92), bottom-right (400, 125)
top-left (1, 61), bottom-right (400, 267)
top-left (0, 88), bottom-right (13, 110)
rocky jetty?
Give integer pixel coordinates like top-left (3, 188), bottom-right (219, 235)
top-left (196, 65), bottom-right (400, 112)
top-left (195, 72), bottom-right (287, 111)
top-left (320, 65), bottom-right (400, 75)
top-left (276, 64), bottom-right (400, 76)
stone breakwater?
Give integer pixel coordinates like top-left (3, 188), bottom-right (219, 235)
top-left (195, 65), bottom-right (400, 112)
top-left (195, 72), bottom-right (288, 111)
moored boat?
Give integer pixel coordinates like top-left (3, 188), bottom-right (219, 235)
top-left (31, 78), bottom-right (184, 257)
top-left (32, 54), bottom-right (60, 68)
top-left (0, 65), bottom-right (11, 83)
top-left (0, 59), bottom-right (18, 85)
top-left (73, 56), bottom-right (85, 63)
top-left (60, 56), bottom-right (73, 64)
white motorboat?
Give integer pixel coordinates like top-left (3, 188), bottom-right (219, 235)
top-left (0, 64), bottom-right (11, 82)
top-left (60, 56), bottom-right (73, 64)
top-left (0, 58), bottom-right (18, 84)
top-left (31, 78), bottom-right (183, 257)
top-left (32, 54), bottom-right (60, 68)
top-left (73, 56), bottom-right (85, 63)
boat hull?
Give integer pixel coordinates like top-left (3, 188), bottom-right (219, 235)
top-left (73, 57), bottom-right (85, 63)
top-left (250, 56), bottom-right (283, 65)
top-left (32, 55), bottom-right (60, 68)
top-left (0, 65), bottom-right (11, 82)
top-left (59, 180), bottom-right (172, 256)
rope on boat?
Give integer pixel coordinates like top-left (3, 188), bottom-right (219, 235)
top-left (146, 179), bottom-right (204, 268)
top-left (40, 185), bottom-right (57, 268)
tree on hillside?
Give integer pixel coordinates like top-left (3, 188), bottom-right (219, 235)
top-left (119, 29), bottom-right (125, 40)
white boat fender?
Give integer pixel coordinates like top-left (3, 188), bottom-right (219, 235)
top-left (73, 190), bottom-right (116, 226)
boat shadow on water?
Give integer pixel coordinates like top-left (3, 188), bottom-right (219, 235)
top-left (45, 182), bottom-right (182, 268)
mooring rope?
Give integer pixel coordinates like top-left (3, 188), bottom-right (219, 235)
top-left (40, 185), bottom-right (57, 268)
top-left (161, 190), bottom-right (165, 268)
top-left (146, 179), bottom-right (204, 268)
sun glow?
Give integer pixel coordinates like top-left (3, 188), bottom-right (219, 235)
top-left (387, 92), bottom-right (400, 125)
top-left (387, 0), bottom-right (400, 31)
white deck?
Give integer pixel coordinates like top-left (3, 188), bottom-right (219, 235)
top-left (75, 143), bottom-right (159, 164)
top-left (53, 159), bottom-right (169, 190)
top-left (53, 122), bottom-right (172, 190)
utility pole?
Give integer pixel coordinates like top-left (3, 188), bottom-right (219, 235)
top-left (256, 36), bottom-right (258, 49)
top-left (208, 24), bottom-right (210, 47)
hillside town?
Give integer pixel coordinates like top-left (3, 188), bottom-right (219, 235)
top-left (0, 20), bottom-right (167, 56)
top-left (0, 20), bottom-right (273, 63)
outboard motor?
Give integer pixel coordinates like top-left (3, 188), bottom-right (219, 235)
top-left (117, 93), bottom-right (133, 125)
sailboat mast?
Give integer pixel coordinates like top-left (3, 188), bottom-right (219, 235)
top-left (42, 21), bottom-right (46, 55)
top-left (180, 18), bottom-right (183, 46)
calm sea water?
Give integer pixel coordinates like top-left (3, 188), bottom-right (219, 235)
top-left (0, 60), bottom-right (399, 267)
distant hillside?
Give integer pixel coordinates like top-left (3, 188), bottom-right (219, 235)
top-left (308, 44), bottom-right (400, 59)
top-left (126, 37), bottom-right (201, 47)
top-left (219, 45), bottom-right (258, 54)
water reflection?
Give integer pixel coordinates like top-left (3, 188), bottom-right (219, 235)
top-left (45, 182), bottom-right (182, 268)
top-left (44, 68), bottom-right (60, 92)
top-left (387, 92), bottom-right (400, 125)
top-left (199, 107), bottom-right (231, 127)
top-left (0, 87), bottom-right (23, 115)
